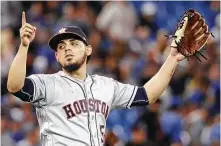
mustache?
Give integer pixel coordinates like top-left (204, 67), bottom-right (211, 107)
top-left (65, 53), bottom-right (74, 58)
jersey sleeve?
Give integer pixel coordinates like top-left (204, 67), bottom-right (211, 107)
top-left (11, 78), bottom-right (34, 102)
top-left (111, 79), bottom-right (138, 109)
top-left (27, 74), bottom-right (54, 107)
top-left (131, 87), bottom-right (149, 106)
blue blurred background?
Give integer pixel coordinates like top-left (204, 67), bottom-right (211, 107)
top-left (1, 1), bottom-right (220, 146)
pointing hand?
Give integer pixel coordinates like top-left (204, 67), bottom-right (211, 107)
top-left (19, 11), bottom-right (36, 47)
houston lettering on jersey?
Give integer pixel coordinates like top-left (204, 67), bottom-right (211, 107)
top-left (62, 99), bottom-right (109, 119)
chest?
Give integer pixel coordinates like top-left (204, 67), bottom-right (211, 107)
top-left (51, 78), bottom-right (113, 119)
top-left (54, 79), bottom-right (113, 103)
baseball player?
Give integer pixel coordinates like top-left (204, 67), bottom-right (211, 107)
top-left (7, 12), bottom-right (185, 146)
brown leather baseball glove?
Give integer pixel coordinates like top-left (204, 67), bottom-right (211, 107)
top-left (166, 9), bottom-right (214, 62)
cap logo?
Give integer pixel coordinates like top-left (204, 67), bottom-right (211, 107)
top-left (58, 28), bottom-right (67, 34)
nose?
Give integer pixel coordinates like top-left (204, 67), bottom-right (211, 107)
top-left (64, 45), bottom-right (71, 52)
top-left (64, 42), bottom-right (74, 53)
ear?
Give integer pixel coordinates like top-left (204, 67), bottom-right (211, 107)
top-left (55, 52), bottom-right (59, 62)
top-left (85, 45), bottom-right (92, 56)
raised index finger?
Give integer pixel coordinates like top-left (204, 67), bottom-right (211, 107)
top-left (22, 11), bottom-right (26, 26)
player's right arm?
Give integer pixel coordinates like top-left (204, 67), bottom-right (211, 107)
top-left (7, 11), bottom-right (36, 94)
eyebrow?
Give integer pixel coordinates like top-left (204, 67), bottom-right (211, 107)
top-left (58, 40), bottom-right (65, 44)
top-left (70, 39), bottom-right (80, 43)
top-left (58, 39), bottom-right (79, 44)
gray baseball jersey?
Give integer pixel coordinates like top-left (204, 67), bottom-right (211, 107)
top-left (27, 71), bottom-right (138, 146)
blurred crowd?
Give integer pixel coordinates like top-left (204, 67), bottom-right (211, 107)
top-left (1, 1), bottom-right (220, 146)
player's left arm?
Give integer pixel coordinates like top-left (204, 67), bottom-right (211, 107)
top-left (143, 9), bottom-right (213, 104)
top-left (112, 47), bottom-right (184, 108)
top-left (111, 47), bottom-right (184, 108)
top-left (143, 47), bottom-right (185, 104)
top-left (135, 9), bottom-right (211, 105)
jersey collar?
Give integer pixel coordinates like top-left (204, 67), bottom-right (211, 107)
top-left (59, 71), bottom-right (91, 84)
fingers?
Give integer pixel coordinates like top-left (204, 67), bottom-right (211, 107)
top-left (20, 23), bottom-right (36, 32)
top-left (20, 12), bottom-right (36, 45)
top-left (21, 28), bottom-right (34, 35)
top-left (20, 23), bottom-right (36, 39)
top-left (21, 31), bottom-right (33, 38)
top-left (20, 23), bottom-right (36, 40)
top-left (22, 11), bottom-right (26, 26)
top-left (21, 11), bottom-right (36, 32)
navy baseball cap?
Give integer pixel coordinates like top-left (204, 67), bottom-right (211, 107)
top-left (48, 26), bottom-right (88, 50)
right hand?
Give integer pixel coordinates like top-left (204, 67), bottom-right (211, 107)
top-left (20, 11), bottom-right (36, 47)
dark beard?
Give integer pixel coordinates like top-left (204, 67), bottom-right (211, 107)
top-left (59, 53), bottom-right (87, 73)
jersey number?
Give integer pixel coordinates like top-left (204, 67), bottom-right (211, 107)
top-left (100, 125), bottom-right (105, 143)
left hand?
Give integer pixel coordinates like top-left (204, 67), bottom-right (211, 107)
top-left (167, 9), bottom-right (212, 63)
top-left (169, 47), bottom-right (186, 62)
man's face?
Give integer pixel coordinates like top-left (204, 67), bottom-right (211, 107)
top-left (55, 39), bottom-right (91, 72)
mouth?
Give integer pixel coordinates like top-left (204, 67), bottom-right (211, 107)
top-left (65, 54), bottom-right (74, 58)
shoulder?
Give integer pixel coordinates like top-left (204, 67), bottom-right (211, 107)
top-left (90, 74), bottom-right (115, 84)
top-left (28, 73), bottom-right (56, 78)
top-left (27, 72), bottom-right (59, 83)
